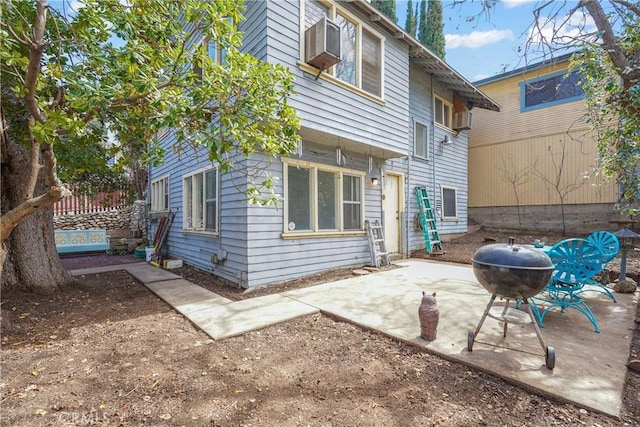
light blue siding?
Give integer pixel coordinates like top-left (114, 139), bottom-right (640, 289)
top-left (148, 0), bottom-right (476, 287)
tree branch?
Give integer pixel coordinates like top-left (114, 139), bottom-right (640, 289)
top-left (611, 0), bottom-right (640, 17)
top-left (23, 0), bottom-right (48, 124)
top-left (580, 0), bottom-right (639, 80)
top-left (25, 117), bottom-right (43, 199)
top-left (0, 188), bottom-right (64, 243)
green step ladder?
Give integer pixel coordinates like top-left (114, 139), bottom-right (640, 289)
top-left (415, 187), bottom-right (443, 253)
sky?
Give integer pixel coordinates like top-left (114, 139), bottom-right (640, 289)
top-left (396, 0), bottom-right (580, 83)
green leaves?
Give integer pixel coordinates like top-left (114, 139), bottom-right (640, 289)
top-left (571, 15), bottom-right (640, 217)
top-left (1, 0), bottom-right (300, 205)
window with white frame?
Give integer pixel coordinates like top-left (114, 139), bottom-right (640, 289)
top-left (414, 122), bottom-right (429, 159)
top-left (193, 23), bottom-right (229, 80)
top-left (303, 0), bottom-right (384, 98)
top-left (441, 185), bottom-right (458, 220)
top-left (434, 95), bottom-right (452, 129)
top-left (150, 177), bottom-right (169, 213)
top-left (183, 168), bottom-right (218, 233)
top-left (285, 160), bottom-right (364, 233)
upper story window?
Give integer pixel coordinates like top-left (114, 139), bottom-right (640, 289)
top-left (520, 69), bottom-right (584, 112)
top-left (151, 176), bottom-right (169, 213)
top-left (414, 122), bottom-right (429, 159)
top-left (183, 168), bottom-right (218, 233)
top-left (193, 20), bottom-right (230, 80)
top-left (303, 0), bottom-right (384, 98)
top-left (434, 95), bottom-right (452, 129)
top-left (283, 158), bottom-right (364, 235)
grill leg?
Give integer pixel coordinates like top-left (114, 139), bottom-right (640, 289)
top-left (522, 298), bottom-right (547, 351)
top-left (473, 294), bottom-right (498, 338)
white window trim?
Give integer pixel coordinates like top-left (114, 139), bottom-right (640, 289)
top-left (182, 167), bottom-right (219, 235)
top-left (150, 176), bottom-right (169, 213)
top-left (440, 185), bottom-right (458, 221)
top-left (282, 157), bottom-right (366, 238)
top-left (434, 94), bottom-right (453, 130)
top-left (299, 0), bottom-right (386, 102)
top-left (413, 121), bottom-right (429, 160)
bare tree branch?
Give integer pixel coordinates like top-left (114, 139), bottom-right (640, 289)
top-left (611, 0), bottom-right (640, 17)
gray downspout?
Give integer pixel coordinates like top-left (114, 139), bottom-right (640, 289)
top-left (406, 118), bottom-right (413, 257)
top-left (431, 75), bottom-right (437, 216)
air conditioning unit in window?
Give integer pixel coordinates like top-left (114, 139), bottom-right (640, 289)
top-left (453, 110), bottom-right (473, 131)
top-left (305, 17), bottom-right (341, 72)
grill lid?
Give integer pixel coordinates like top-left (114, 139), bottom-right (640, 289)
top-left (472, 238), bottom-right (553, 270)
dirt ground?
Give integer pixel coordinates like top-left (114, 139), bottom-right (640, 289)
top-left (2, 228), bottom-right (639, 426)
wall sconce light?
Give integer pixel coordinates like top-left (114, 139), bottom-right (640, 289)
top-left (441, 135), bottom-right (452, 145)
top-left (370, 177), bottom-right (379, 186)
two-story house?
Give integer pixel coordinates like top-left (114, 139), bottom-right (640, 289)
top-left (468, 53), bottom-right (620, 232)
top-left (148, 0), bottom-right (499, 288)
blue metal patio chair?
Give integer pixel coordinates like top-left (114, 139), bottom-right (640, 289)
top-left (532, 238), bottom-right (604, 333)
top-left (576, 231), bottom-right (620, 302)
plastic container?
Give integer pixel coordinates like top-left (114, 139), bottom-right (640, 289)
top-left (145, 246), bottom-right (155, 262)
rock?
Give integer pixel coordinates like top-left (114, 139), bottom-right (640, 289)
top-left (628, 359), bottom-right (640, 373)
top-left (352, 269), bottom-right (371, 276)
top-left (613, 279), bottom-right (637, 293)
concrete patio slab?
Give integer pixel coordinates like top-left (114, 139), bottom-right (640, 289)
top-left (145, 279), bottom-right (233, 307)
top-left (124, 263), bottom-right (181, 284)
top-left (68, 262), bottom-right (148, 276)
top-left (186, 294), bottom-right (319, 340)
top-left (282, 259), bottom-right (637, 418)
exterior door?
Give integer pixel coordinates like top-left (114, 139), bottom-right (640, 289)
top-left (383, 173), bottom-right (401, 254)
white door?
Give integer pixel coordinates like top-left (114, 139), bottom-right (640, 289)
top-left (383, 174), bottom-right (401, 254)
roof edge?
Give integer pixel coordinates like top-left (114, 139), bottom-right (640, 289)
top-left (473, 52), bottom-right (578, 86)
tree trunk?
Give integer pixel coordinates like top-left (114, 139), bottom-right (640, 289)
top-left (0, 207), bottom-right (71, 293)
top-left (1, 113), bottom-right (72, 293)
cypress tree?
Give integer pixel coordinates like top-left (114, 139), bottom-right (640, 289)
top-left (417, 0), bottom-right (428, 45)
top-left (371, 0), bottom-right (398, 23)
top-left (405, 0), bottom-right (417, 37)
top-left (424, 0), bottom-right (446, 59)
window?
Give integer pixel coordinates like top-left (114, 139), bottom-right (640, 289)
top-left (434, 95), bottom-right (452, 128)
top-left (520, 69), bottom-right (584, 112)
top-left (441, 186), bottom-right (458, 220)
top-left (284, 159), bottom-right (364, 234)
top-left (303, 0), bottom-right (384, 98)
top-left (183, 168), bottom-right (218, 233)
top-left (414, 122), bottom-right (428, 159)
top-left (193, 29), bottom-right (228, 79)
top-left (151, 177), bottom-right (169, 213)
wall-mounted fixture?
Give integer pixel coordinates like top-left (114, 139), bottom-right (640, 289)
top-left (441, 135), bottom-right (452, 146)
top-left (371, 177), bottom-right (379, 186)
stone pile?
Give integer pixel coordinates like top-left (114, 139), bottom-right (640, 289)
top-left (54, 200), bottom-right (148, 239)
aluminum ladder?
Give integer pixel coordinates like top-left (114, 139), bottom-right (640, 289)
top-left (415, 187), bottom-right (443, 253)
top-left (365, 219), bottom-right (391, 268)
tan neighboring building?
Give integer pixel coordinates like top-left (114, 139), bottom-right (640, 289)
top-left (468, 53), bottom-right (620, 233)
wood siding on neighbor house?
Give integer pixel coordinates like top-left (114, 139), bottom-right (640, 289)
top-left (469, 60), bottom-right (618, 209)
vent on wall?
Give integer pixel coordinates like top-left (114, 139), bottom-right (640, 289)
top-left (305, 17), bottom-right (341, 72)
top-left (453, 110), bottom-right (473, 131)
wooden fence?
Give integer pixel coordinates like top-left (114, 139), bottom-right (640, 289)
top-left (53, 186), bottom-right (131, 216)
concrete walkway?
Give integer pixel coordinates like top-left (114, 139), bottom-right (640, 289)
top-left (70, 259), bottom-right (638, 419)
